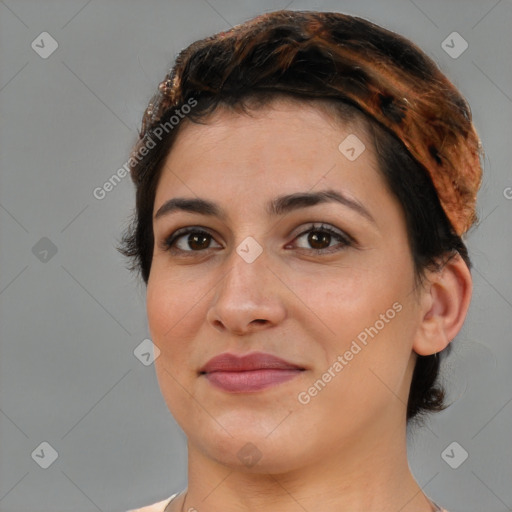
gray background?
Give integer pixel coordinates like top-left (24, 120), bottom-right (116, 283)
top-left (0, 0), bottom-right (511, 511)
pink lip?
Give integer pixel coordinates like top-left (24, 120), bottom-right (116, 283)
top-left (199, 352), bottom-right (305, 393)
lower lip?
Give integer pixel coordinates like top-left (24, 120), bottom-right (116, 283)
top-left (203, 369), bottom-right (303, 392)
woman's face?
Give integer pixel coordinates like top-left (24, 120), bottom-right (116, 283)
top-left (147, 99), bottom-right (424, 473)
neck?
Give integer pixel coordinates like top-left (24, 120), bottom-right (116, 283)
top-left (179, 421), bottom-right (434, 512)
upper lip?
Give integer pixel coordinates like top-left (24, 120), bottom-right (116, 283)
top-left (199, 352), bottom-right (305, 374)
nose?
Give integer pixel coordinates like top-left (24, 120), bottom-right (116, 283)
top-left (206, 252), bottom-right (287, 335)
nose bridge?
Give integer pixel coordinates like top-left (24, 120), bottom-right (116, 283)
top-left (217, 247), bottom-right (269, 305)
top-left (207, 245), bottom-right (286, 333)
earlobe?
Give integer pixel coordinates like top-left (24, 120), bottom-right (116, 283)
top-left (413, 252), bottom-right (473, 356)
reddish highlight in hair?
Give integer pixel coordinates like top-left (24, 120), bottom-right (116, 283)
top-left (135, 10), bottom-right (482, 236)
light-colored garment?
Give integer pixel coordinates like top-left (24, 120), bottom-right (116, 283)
top-left (127, 493), bottom-right (177, 512)
top-left (128, 493), bottom-right (450, 511)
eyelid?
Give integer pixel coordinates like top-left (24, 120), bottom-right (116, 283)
top-left (159, 226), bottom-right (222, 253)
top-left (289, 222), bottom-right (354, 249)
top-left (291, 221), bottom-right (355, 243)
top-left (160, 222), bottom-right (355, 254)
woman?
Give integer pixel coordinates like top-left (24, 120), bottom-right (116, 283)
top-left (120, 10), bottom-right (482, 512)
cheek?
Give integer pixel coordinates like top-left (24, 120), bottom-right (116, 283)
top-left (286, 261), bottom-right (407, 337)
top-left (289, 261), bottom-right (417, 386)
top-left (147, 277), bottom-right (206, 423)
top-left (299, 306), bottom-right (417, 437)
top-left (146, 275), bottom-right (202, 357)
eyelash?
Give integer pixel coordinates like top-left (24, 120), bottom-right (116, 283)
top-left (160, 223), bottom-right (354, 256)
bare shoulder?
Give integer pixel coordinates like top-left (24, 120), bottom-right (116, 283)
top-left (127, 493), bottom-right (177, 512)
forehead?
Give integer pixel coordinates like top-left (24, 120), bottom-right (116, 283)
top-left (153, 98), bottom-right (389, 216)
top-left (172, 96), bottom-right (367, 154)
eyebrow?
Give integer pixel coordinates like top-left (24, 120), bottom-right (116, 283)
top-left (154, 189), bottom-right (376, 225)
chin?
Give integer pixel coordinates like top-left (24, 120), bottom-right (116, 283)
top-left (187, 417), bottom-right (312, 474)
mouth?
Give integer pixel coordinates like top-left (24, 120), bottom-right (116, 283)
top-left (199, 352), bottom-right (306, 393)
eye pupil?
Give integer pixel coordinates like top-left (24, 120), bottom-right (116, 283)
top-left (188, 233), bottom-right (210, 250)
top-left (308, 231), bottom-right (331, 249)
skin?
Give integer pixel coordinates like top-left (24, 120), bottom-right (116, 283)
top-left (146, 98), bottom-right (472, 512)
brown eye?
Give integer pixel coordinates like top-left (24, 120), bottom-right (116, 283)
top-left (308, 230), bottom-right (332, 249)
top-left (292, 223), bottom-right (352, 253)
top-left (187, 232), bottom-right (211, 250)
top-left (162, 228), bottom-right (222, 253)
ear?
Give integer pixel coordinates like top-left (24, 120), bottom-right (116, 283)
top-left (412, 252), bottom-right (473, 356)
